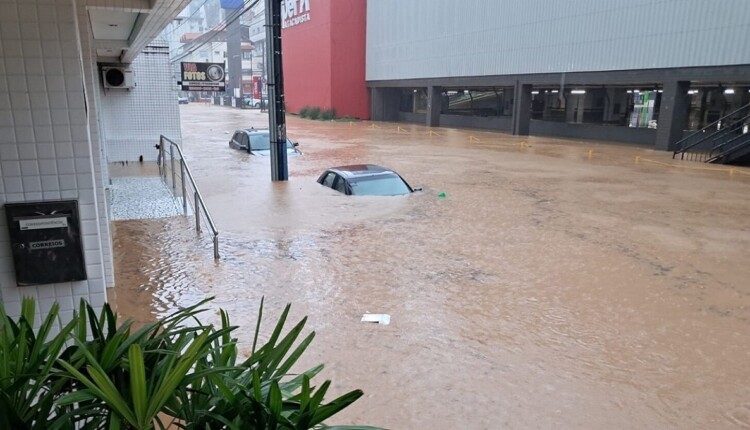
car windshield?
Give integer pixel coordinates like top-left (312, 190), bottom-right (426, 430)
top-left (248, 133), bottom-right (293, 151)
top-left (349, 174), bottom-right (411, 196)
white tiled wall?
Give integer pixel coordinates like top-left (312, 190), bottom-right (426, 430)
top-left (0, 0), bottom-right (108, 322)
top-left (76, 1), bottom-right (114, 287)
top-left (100, 42), bottom-right (182, 162)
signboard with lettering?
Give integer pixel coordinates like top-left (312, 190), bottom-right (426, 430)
top-left (282, 0), bottom-right (311, 29)
top-left (181, 62), bottom-right (226, 92)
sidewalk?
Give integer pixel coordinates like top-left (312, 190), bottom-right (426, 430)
top-left (108, 163), bottom-right (183, 220)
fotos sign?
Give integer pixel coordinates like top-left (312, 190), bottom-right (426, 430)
top-left (181, 62), bottom-right (225, 92)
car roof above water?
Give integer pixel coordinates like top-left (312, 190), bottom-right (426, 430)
top-left (327, 164), bottom-right (396, 178)
top-left (243, 128), bottom-right (269, 134)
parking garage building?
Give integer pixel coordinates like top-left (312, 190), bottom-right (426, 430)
top-left (366, 0), bottom-right (750, 150)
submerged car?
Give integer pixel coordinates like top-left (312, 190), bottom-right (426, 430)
top-left (177, 96), bottom-right (189, 104)
top-left (317, 164), bottom-right (420, 196)
top-left (242, 95), bottom-right (268, 108)
top-left (228, 128), bottom-right (301, 156)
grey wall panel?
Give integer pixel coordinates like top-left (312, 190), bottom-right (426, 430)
top-left (528, 121), bottom-right (657, 145)
top-left (440, 115), bottom-right (513, 132)
top-left (398, 112), bottom-right (427, 124)
top-left (366, 0), bottom-right (750, 81)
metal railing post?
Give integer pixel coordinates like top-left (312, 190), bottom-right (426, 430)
top-left (158, 136), bottom-right (164, 177)
top-left (180, 158), bottom-right (187, 215)
top-left (194, 191), bottom-right (201, 231)
top-left (170, 146), bottom-right (176, 190)
top-left (159, 135), bottom-right (220, 260)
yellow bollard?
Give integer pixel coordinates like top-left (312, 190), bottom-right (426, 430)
top-left (635, 155), bottom-right (641, 163)
top-left (729, 168), bottom-right (736, 176)
top-left (587, 149), bottom-right (593, 159)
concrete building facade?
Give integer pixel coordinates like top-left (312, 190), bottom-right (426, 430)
top-left (366, 0), bottom-right (750, 149)
top-left (282, 0), bottom-right (369, 119)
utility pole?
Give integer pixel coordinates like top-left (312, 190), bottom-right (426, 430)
top-left (265, 0), bottom-right (287, 181)
top-left (226, 11), bottom-right (242, 107)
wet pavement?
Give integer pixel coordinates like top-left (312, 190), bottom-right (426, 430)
top-left (110, 104), bottom-right (750, 429)
top-left (109, 177), bottom-right (183, 220)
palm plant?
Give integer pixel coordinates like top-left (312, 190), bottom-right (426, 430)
top-left (0, 296), bottom-right (382, 430)
top-left (166, 299), bottom-right (377, 429)
top-left (0, 299), bottom-right (76, 430)
top-left (53, 299), bottom-right (224, 430)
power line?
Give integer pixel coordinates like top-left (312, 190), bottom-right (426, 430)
top-left (169, 2), bottom-right (248, 57)
top-left (169, 0), bottom-right (260, 63)
top-left (163, 0), bottom-right (213, 36)
top-left (169, 2), bottom-right (248, 60)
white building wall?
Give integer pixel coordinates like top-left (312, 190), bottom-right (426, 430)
top-left (75, 1), bottom-right (114, 288)
top-left (100, 42), bottom-right (182, 162)
top-left (366, 0), bottom-right (750, 81)
top-left (0, 0), bottom-right (107, 323)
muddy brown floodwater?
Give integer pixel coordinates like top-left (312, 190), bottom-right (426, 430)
top-left (110, 104), bottom-right (750, 429)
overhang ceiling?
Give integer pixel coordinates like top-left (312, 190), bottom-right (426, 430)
top-left (84, 0), bottom-right (191, 63)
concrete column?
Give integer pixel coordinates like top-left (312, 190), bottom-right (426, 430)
top-left (227, 18), bottom-right (242, 103)
top-left (604, 87), bottom-right (617, 123)
top-left (426, 86), bottom-right (442, 127)
top-left (371, 88), bottom-right (400, 122)
top-left (371, 88), bottom-right (385, 121)
top-left (512, 82), bottom-right (532, 135)
top-left (575, 96), bottom-right (585, 123)
top-left (564, 92), bottom-right (585, 124)
top-left (655, 81), bottom-right (690, 151)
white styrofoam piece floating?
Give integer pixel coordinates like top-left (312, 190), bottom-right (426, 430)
top-left (361, 314), bottom-right (390, 325)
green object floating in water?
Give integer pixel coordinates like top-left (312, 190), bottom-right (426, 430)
top-left (438, 192), bottom-right (447, 198)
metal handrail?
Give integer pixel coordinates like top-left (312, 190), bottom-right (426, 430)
top-left (707, 131), bottom-right (750, 163)
top-left (673, 103), bottom-right (750, 158)
top-left (679, 118), bottom-right (750, 162)
top-left (158, 135), bottom-right (219, 259)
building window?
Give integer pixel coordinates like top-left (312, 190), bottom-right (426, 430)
top-left (441, 88), bottom-right (512, 117)
top-left (528, 86), bottom-right (662, 127)
top-left (242, 51), bottom-right (252, 60)
top-left (687, 86), bottom-right (750, 130)
top-left (399, 89), bottom-right (428, 113)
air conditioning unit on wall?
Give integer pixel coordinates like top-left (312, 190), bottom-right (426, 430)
top-left (102, 67), bottom-right (135, 89)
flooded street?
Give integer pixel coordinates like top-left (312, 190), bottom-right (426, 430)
top-left (111, 104), bottom-right (750, 429)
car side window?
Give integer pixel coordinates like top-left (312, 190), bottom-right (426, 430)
top-left (241, 134), bottom-right (249, 149)
top-left (233, 132), bottom-right (242, 143)
top-left (322, 172), bottom-right (336, 188)
top-left (334, 177), bottom-right (347, 194)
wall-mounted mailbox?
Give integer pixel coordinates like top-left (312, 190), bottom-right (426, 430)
top-left (4, 200), bottom-right (87, 286)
